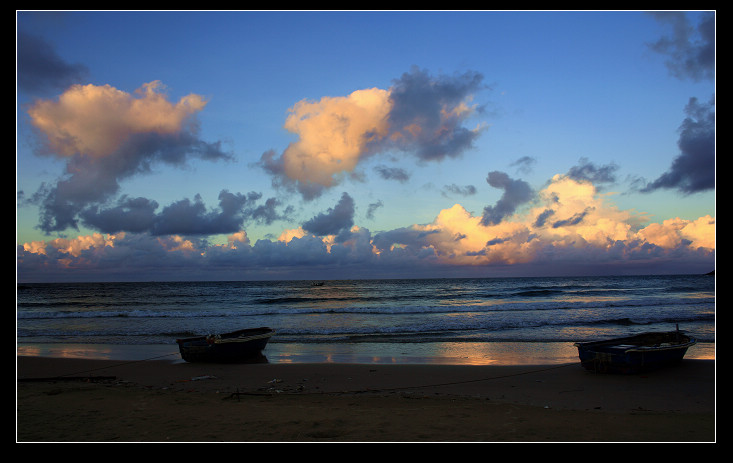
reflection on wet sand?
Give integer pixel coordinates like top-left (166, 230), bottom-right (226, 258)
top-left (17, 340), bottom-right (714, 365)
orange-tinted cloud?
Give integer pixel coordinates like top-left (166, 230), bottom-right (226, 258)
top-left (24, 81), bottom-right (231, 233)
top-left (280, 88), bottom-right (392, 189)
top-left (22, 232), bottom-right (122, 257)
top-left (637, 215), bottom-right (715, 250)
top-left (259, 68), bottom-right (485, 199)
top-left (370, 174), bottom-right (714, 267)
top-left (28, 81), bottom-right (207, 159)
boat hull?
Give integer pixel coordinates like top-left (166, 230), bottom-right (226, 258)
top-left (176, 327), bottom-right (275, 363)
top-left (574, 330), bottom-right (696, 374)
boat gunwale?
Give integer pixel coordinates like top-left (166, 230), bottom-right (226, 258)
top-left (176, 327), bottom-right (275, 346)
top-left (573, 331), bottom-right (696, 354)
top-left (624, 340), bottom-right (695, 352)
top-left (213, 330), bottom-right (275, 344)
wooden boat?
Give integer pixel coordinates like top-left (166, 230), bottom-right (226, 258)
top-left (176, 327), bottom-right (275, 363)
top-left (574, 327), bottom-right (696, 374)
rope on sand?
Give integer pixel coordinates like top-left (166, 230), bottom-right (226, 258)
top-left (17, 351), bottom-right (181, 382)
top-left (224, 362), bottom-right (578, 400)
top-left (18, 353), bottom-right (578, 399)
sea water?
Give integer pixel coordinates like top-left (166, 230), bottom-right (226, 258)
top-left (16, 275), bottom-right (715, 364)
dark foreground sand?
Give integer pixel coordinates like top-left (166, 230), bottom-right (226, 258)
top-left (17, 356), bottom-right (715, 442)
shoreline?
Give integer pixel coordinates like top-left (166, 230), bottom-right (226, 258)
top-left (16, 339), bottom-right (715, 365)
top-left (17, 352), bottom-right (715, 442)
top-left (17, 341), bottom-right (582, 365)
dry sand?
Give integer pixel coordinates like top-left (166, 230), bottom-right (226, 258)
top-left (17, 356), bottom-right (715, 442)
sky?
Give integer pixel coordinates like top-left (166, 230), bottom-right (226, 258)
top-left (16, 10), bottom-right (715, 282)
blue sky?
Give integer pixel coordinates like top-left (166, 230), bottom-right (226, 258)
top-left (17, 10), bottom-right (715, 282)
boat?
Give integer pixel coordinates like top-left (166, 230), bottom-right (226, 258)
top-left (176, 327), bottom-right (275, 363)
top-left (574, 326), bottom-right (696, 374)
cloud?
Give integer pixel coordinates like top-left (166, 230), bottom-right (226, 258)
top-left (385, 67), bottom-right (486, 162)
top-left (149, 192), bottom-right (253, 236)
top-left (640, 12), bottom-right (715, 196)
top-left (480, 171), bottom-right (534, 225)
top-left (533, 208), bottom-right (555, 228)
top-left (18, 173), bottom-right (715, 282)
top-left (27, 81), bottom-right (210, 159)
top-left (551, 208), bottom-right (592, 228)
top-left (24, 81), bottom-right (233, 233)
top-left (372, 226), bottom-right (440, 255)
top-left (510, 156), bottom-right (536, 175)
top-left (78, 191), bottom-right (292, 236)
top-left (640, 96), bottom-right (715, 194)
top-left (257, 87), bottom-right (393, 199)
top-left (374, 173), bottom-right (713, 268)
top-left (258, 67), bottom-right (486, 199)
top-left (79, 196), bottom-right (159, 234)
top-left (636, 215), bottom-right (715, 250)
top-left (647, 11), bottom-right (715, 82)
top-left (565, 157), bottom-right (619, 189)
top-left (532, 174), bottom-right (640, 244)
top-left (441, 184), bottom-right (477, 197)
top-left (302, 192), bottom-right (355, 237)
top-left (374, 165), bottom-right (410, 183)
top-left (366, 200), bottom-right (384, 220)
top-left (17, 31), bottom-right (89, 95)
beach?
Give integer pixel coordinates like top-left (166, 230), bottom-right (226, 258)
top-left (16, 276), bottom-right (716, 442)
top-left (17, 355), bottom-right (715, 442)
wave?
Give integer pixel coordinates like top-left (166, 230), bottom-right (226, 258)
top-left (17, 311), bottom-right (715, 342)
top-left (17, 293), bottom-right (715, 320)
top-left (17, 276), bottom-right (715, 347)
top-left (22, 280), bottom-right (703, 309)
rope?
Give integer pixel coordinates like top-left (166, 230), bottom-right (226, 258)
top-left (19, 352), bottom-right (578, 397)
top-left (226, 362), bottom-right (578, 399)
top-left (18, 351), bottom-right (181, 382)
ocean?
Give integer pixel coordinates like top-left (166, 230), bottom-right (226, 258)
top-left (16, 274), bottom-right (715, 365)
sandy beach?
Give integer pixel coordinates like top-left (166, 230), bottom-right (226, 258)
top-left (17, 355), bottom-right (715, 442)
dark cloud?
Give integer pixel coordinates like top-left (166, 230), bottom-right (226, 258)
top-left (566, 157), bottom-right (619, 188)
top-left (486, 237), bottom-right (508, 246)
top-left (551, 208), bottom-right (592, 228)
top-left (442, 184), bottom-right (477, 197)
top-left (31, 155), bottom-right (127, 233)
top-left (371, 227), bottom-right (440, 254)
top-left (250, 197), bottom-right (295, 226)
top-left (80, 196), bottom-right (159, 233)
top-left (533, 208), bottom-right (555, 228)
top-left (374, 165), bottom-right (410, 183)
top-left (79, 190), bottom-right (292, 236)
top-left (387, 66), bottom-right (486, 162)
top-left (510, 156), bottom-right (536, 175)
top-left (30, 125), bottom-right (233, 234)
top-left (641, 96), bottom-right (715, 194)
top-left (302, 192), bottom-right (355, 236)
top-left (480, 171), bottom-right (534, 226)
top-left (647, 11), bottom-right (715, 82)
top-left (150, 192), bottom-right (250, 236)
top-left (366, 200), bottom-right (383, 220)
top-left (17, 31), bottom-right (89, 95)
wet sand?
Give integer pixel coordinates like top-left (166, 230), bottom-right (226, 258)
top-left (17, 356), bottom-right (715, 442)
